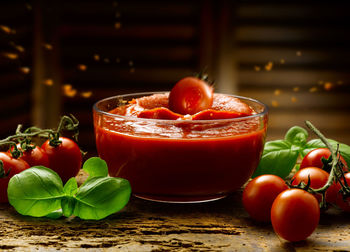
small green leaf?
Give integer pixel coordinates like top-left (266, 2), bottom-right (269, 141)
top-left (7, 166), bottom-right (65, 217)
top-left (61, 197), bottom-right (75, 217)
top-left (63, 177), bottom-right (78, 196)
top-left (284, 126), bottom-right (308, 147)
top-left (73, 177), bottom-right (131, 220)
top-left (83, 157), bottom-right (108, 181)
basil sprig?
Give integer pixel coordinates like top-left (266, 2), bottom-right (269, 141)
top-left (253, 126), bottom-right (350, 179)
top-left (7, 157), bottom-right (131, 220)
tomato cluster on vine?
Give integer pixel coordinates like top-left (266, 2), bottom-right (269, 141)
top-left (0, 115), bottom-right (83, 203)
top-left (243, 146), bottom-right (349, 242)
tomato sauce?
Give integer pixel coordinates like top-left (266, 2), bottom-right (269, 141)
top-left (94, 93), bottom-right (267, 202)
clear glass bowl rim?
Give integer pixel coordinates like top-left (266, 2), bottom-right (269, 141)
top-left (93, 91), bottom-right (268, 124)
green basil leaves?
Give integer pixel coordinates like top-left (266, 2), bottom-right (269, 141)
top-left (252, 126), bottom-right (350, 179)
top-left (7, 157), bottom-right (131, 220)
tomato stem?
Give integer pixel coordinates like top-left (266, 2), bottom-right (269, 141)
top-left (0, 115), bottom-right (79, 155)
top-left (304, 121), bottom-right (350, 200)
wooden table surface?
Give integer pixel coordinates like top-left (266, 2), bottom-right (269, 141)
top-left (1, 173), bottom-right (350, 251)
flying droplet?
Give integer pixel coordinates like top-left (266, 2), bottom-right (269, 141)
top-left (265, 61), bottom-right (273, 71)
top-left (114, 22), bottom-right (122, 29)
top-left (2, 52), bottom-right (18, 60)
top-left (43, 43), bottom-right (53, 50)
top-left (81, 91), bottom-right (92, 98)
top-left (62, 84), bottom-right (77, 97)
top-left (93, 54), bottom-right (100, 61)
top-left (0, 25), bottom-right (12, 34)
top-left (77, 64), bottom-right (87, 71)
top-left (19, 67), bottom-right (30, 74)
top-left (254, 66), bottom-right (261, 72)
top-left (274, 89), bottom-right (281, 96)
top-left (43, 79), bottom-right (54, 86)
top-left (323, 82), bottom-right (333, 91)
top-left (309, 87), bottom-right (318, 93)
top-left (271, 100), bottom-right (279, 108)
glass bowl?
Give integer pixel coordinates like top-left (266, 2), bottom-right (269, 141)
top-left (93, 92), bottom-right (268, 203)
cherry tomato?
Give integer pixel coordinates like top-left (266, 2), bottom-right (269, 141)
top-left (335, 173), bottom-right (350, 212)
top-left (16, 145), bottom-right (50, 168)
top-left (300, 148), bottom-right (348, 171)
top-left (168, 77), bottom-right (213, 115)
top-left (291, 167), bottom-right (329, 203)
top-left (0, 152), bottom-right (30, 203)
top-left (271, 189), bottom-right (320, 242)
top-left (325, 181), bottom-right (341, 204)
top-left (41, 137), bottom-right (82, 183)
top-left (242, 174), bottom-right (288, 222)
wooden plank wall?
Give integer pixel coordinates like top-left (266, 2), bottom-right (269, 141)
top-left (58, 1), bottom-right (203, 154)
top-left (0, 0), bottom-right (349, 155)
top-left (0, 1), bottom-right (32, 140)
top-left (233, 1), bottom-right (350, 144)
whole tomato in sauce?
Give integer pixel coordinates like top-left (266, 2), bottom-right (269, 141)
top-left (168, 77), bottom-right (213, 115)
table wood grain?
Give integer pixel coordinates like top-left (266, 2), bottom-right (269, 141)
top-left (1, 172), bottom-right (350, 251)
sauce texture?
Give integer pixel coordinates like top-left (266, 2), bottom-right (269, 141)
top-left (94, 92), bottom-right (267, 202)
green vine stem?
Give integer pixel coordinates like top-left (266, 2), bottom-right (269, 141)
top-left (304, 121), bottom-right (350, 204)
top-left (0, 114), bottom-right (79, 153)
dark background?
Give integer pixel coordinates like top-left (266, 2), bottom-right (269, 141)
top-left (1, 0), bottom-right (350, 155)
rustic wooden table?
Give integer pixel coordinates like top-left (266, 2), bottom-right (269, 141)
top-left (1, 172), bottom-right (350, 251)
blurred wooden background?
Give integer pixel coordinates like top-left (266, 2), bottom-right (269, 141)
top-left (0, 0), bottom-right (349, 156)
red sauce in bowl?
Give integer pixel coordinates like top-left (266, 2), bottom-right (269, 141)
top-left (93, 92), bottom-right (268, 202)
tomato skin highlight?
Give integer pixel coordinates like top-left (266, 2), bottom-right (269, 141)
top-left (271, 189), bottom-right (320, 242)
top-left (168, 77), bottom-right (213, 115)
top-left (0, 152), bottom-right (30, 203)
top-left (291, 167), bottom-right (329, 203)
top-left (41, 137), bottom-right (82, 183)
top-left (300, 148), bottom-right (348, 171)
top-left (242, 174), bottom-right (288, 222)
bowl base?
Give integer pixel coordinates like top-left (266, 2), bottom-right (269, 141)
top-left (134, 193), bottom-right (227, 203)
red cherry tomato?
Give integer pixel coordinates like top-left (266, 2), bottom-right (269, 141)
top-left (300, 148), bottom-right (348, 171)
top-left (335, 173), bottom-right (350, 212)
top-left (291, 167), bottom-right (329, 203)
top-left (17, 145), bottom-right (50, 168)
top-left (0, 152), bottom-right (30, 203)
top-left (41, 137), bottom-right (82, 183)
top-left (325, 181), bottom-right (341, 204)
top-left (271, 189), bottom-right (320, 242)
top-left (242, 174), bottom-right (288, 222)
top-left (168, 77), bottom-right (213, 115)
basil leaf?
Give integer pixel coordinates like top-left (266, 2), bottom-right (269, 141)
top-left (62, 197), bottom-right (75, 217)
top-left (303, 139), bottom-right (350, 166)
top-left (253, 149), bottom-right (299, 179)
top-left (262, 139), bottom-right (292, 152)
top-left (46, 209), bottom-right (63, 219)
top-left (83, 157), bottom-right (108, 181)
top-left (7, 166), bottom-right (65, 217)
top-left (62, 178), bottom-right (78, 217)
top-left (73, 177), bottom-right (131, 220)
top-left (63, 177), bottom-right (78, 196)
top-left (252, 140), bottom-right (298, 178)
top-left (284, 126), bottom-right (308, 147)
